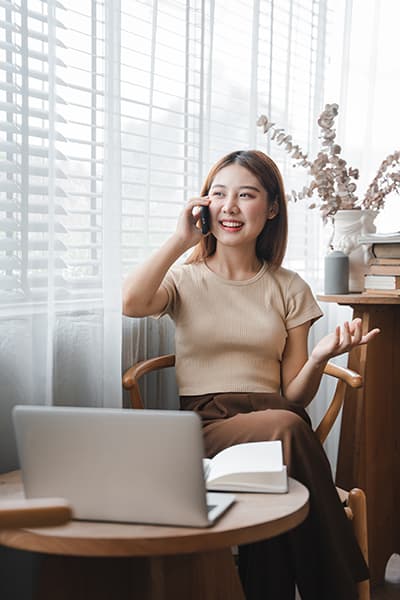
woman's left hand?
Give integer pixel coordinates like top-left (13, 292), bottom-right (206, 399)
top-left (310, 318), bottom-right (380, 365)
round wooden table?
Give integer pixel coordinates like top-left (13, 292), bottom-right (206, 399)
top-left (0, 471), bottom-right (309, 599)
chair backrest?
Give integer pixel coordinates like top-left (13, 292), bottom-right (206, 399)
top-left (122, 354), bottom-right (363, 444)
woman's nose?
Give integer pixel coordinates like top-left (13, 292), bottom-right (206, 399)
top-left (222, 194), bottom-right (239, 214)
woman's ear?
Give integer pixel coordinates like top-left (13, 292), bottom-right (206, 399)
top-left (267, 200), bottom-right (279, 220)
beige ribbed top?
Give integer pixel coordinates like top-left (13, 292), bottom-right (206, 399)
top-left (157, 261), bottom-right (322, 395)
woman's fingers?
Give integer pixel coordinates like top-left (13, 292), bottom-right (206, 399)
top-left (349, 319), bottom-right (362, 345)
top-left (347, 319), bottom-right (380, 346)
top-left (315, 321), bottom-right (380, 362)
top-left (341, 321), bottom-right (351, 347)
top-left (360, 328), bottom-right (381, 344)
top-left (187, 196), bottom-right (210, 212)
top-left (338, 321), bottom-right (380, 351)
top-left (349, 317), bottom-right (362, 331)
top-left (186, 197), bottom-right (211, 228)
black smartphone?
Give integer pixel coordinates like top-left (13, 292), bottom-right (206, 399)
top-left (200, 205), bottom-right (210, 235)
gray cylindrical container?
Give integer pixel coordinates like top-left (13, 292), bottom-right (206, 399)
top-left (324, 251), bottom-right (349, 294)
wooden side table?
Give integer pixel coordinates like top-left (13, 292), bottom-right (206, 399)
top-left (0, 471), bottom-right (309, 600)
top-left (318, 293), bottom-right (400, 585)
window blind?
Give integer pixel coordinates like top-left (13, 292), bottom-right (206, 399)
top-left (0, 0), bottom-right (332, 309)
top-left (0, 0), bottom-right (67, 303)
top-left (0, 0), bottom-right (106, 305)
top-left (119, 0), bottom-right (331, 279)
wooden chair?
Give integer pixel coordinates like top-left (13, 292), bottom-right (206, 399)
top-left (123, 354), bottom-right (370, 600)
top-left (0, 497), bottom-right (72, 530)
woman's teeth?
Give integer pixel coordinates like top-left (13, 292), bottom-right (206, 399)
top-left (221, 220), bottom-right (243, 230)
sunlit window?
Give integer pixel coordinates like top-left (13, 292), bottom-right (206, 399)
top-left (0, 0), bottom-right (333, 308)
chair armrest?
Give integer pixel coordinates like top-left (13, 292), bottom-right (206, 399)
top-left (122, 354), bottom-right (176, 409)
top-left (315, 362), bottom-right (363, 444)
top-left (122, 354), bottom-right (176, 388)
top-left (323, 362), bottom-right (362, 388)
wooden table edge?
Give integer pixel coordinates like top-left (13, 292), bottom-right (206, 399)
top-left (317, 293), bottom-right (400, 305)
top-left (0, 474), bottom-right (309, 557)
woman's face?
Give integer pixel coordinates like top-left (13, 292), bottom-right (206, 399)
top-left (208, 163), bottom-right (275, 248)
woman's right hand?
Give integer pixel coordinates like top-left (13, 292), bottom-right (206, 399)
top-left (122, 196), bottom-right (211, 318)
top-left (174, 196), bottom-right (211, 249)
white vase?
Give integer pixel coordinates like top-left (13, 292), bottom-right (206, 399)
top-left (329, 209), bottom-right (378, 292)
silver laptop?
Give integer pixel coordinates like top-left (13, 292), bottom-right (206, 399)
top-left (12, 405), bottom-right (235, 528)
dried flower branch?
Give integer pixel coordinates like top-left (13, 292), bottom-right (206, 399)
top-left (362, 151), bottom-right (400, 211)
top-left (257, 103), bottom-right (400, 223)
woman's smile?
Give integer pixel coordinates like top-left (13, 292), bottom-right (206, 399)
top-left (219, 219), bottom-right (244, 232)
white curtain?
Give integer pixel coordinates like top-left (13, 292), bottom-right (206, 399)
top-left (334, 0), bottom-right (400, 234)
top-left (0, 0), bottom-right (123, 472)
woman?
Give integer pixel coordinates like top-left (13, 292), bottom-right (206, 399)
top-left (123, 150), bottom-right (379, 599)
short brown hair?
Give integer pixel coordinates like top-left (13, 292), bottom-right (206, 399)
top-left (186, 150), bottom-right (288, 267)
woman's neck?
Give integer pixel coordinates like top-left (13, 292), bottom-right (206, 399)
top-left (205, 246), bottom-right (263, 281)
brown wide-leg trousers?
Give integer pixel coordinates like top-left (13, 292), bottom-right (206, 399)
top-left (180, 392), bottom-right (369, 600)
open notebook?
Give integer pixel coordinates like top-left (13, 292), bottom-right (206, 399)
top-left (13, 406), bottom-right (235, 528)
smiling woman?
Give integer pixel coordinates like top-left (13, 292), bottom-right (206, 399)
top-left (201, 165), bottom-right (279, 278)
top-left (122, 149), bottom-right (379, 600)
top-left (185, 150), bottom-right (288, 271)
top-left (210, 171), bottom-right (268, 230)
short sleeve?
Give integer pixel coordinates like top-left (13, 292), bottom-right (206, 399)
top-left (285, 273), bottom-right (323, 330)
top-left (151, 267), bottom-right (179, 320)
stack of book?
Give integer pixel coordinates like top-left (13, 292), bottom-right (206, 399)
top-left (359, 232), bottom-right (400, 296)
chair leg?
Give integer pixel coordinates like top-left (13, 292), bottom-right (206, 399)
top-left (348, 488), bottom-right (370, 600)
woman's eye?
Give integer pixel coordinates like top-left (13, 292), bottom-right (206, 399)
top-left (211, 191), bottom-right (223, 197)
top-left (240, 192), bottom-right (253, 198)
